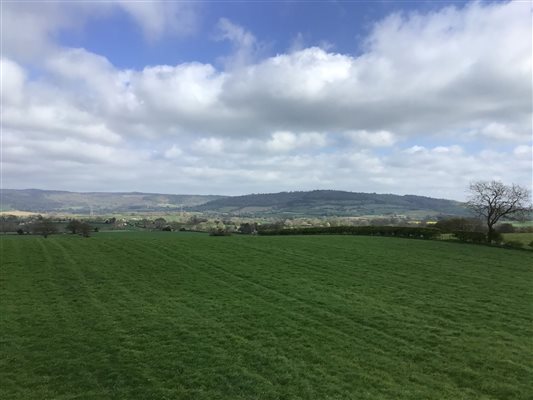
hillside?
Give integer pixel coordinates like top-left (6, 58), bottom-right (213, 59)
top-left (1, 189), bottom-right (468, 217)
top-left (191, 190), bottom-right (468, 217)
top-left (0, 189), bottom-right (224, 214)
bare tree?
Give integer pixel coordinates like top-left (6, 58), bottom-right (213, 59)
top-left (32, 217), bottom-right (58, 238)
top-left (66, 219), bottom-right (82, 234)
top-left (466, 181), bottom-right (531, 243)
top-left (79, 222), bottom-right (92, 238)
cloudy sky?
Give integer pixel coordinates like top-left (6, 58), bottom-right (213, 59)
top-left (1, 0), bottom-right (531, 200)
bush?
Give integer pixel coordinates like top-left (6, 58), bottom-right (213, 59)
top-left (490, 231), bottom-right (503, 244)
top-left (452, 231), bottom-right (486, 243)
top-left (495, 223), bottom-right (515, 233)
top-left (528, 240), bottom-right (533, 248)
top-left (435, 217), bottom-right (484, 233)
top-left (209, 228), bottom-right (231, 236)
top-left (16, 229), bottom-right (24, 235)
top-left (239, 223), bottom-right (257, 234)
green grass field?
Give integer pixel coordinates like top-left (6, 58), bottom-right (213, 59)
top-left (503, 232), bottom-right (533, 246)
top-left (1, 233), bottom-right (531, 399)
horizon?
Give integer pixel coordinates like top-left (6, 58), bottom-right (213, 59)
top-left (1, 1), bottom-right (531, 200)
top-left (2, 186), bottom-right (465, 203)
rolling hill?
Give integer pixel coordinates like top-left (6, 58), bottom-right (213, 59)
top-left (192, 190), bottom-right (468, 217)
top-left (1, 189), bottom-right (468, 217)
top-left (0, 189), bottom-right (224, 214)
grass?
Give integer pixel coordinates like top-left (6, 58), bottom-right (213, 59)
top-left (1, 232), bottom-right (532, 399)
top-left (502, 232), bottom-right (533, 246)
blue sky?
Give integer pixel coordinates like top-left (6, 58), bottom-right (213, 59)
top-left (58, 1), bottom-right (473, 69)
top-left (1, 0), bottom-right (531, 200)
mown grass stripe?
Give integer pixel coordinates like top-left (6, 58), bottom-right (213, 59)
top-left (1, 233), bottom-right (531, 399)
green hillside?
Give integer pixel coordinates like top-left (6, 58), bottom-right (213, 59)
top-left (192, 190), bottom-right (468, 217)
top-left (0, 189), bottom-right (223, 214)
top-left (1, 189), bottom-right (468, 217)
top-left (1, 233), bottom-right (530, 399)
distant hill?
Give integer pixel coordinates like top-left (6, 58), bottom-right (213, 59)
top-left (191, 190), bottom-right (468, 217)
top-left (1, 189), bottom-right (468, 217)
top-left (0, 189), bottom-right (224, 214)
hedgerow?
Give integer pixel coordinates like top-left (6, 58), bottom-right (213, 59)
top-left (258, 225), bottom-right (441, 239)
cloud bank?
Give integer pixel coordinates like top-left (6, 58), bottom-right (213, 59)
top-left (1, 1), bottom-right (531, 199)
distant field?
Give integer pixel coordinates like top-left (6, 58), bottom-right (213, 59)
top-left (503, 232), bottom-right (533, 245)
top-left (1, 233), bottom-right (531, 399)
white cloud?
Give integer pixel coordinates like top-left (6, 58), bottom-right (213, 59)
top-left (118, 1), bottom-right (197, 41)
top-left (344, 130), bottom-right (396, 147)
top-left (214, 18), bottom-right (267, 68)
top-left (216, 18), bottom-right (256, 50)
top-left (164, 145), bottom-right (183, 159)
top-left (1, 2), bottom-right (198, 61)
top-left (192, 138), bottom-right (225, 155)
top-left (5, 1), bottom-right (529, 140)
top-left (513, 145), bottom-right (532, 158)
top-left (0, 58), bottom-right (26, 105)
top-left (476, 122), bottom-right (527, 142)
top-left (266, 131), bottom-right (327, 152)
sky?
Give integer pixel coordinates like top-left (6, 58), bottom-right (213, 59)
top-left (1, 0), bottom-right (531, 200)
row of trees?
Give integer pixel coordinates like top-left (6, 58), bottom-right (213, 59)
top-left (32, 218), bottom-right (94, 238)
top-left (0, 217), bottom-right (94, 238)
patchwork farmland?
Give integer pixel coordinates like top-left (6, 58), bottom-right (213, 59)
top-left (1, 232), bottom-right (531, 399)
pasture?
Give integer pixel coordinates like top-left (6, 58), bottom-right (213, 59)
top-left (1, 233), bottom-right (531, 399)
top-left (503, 232), bottom-right (533, 246)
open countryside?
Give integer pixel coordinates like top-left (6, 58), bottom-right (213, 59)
top-left (2, 1), bottom-right (532, 399)
top-left (1, 232), bottom-right (531, 399)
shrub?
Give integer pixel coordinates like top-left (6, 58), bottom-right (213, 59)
top-left (435, 217), bottom-right (484, 233)
top-left (239, 223), bottom-right (257, 234)
top-left (452, 231), bottom-right (487, 243)
top-left (495, 223), bottom-right (515, 233)
top-left (490, 231), bottom-right (503, 244)
top-left (209, 228), bottom-right (231, 236)
top-left (16, 229), bottom-right (24, 235)
top-left (528, 240), bottom-right (533, 248)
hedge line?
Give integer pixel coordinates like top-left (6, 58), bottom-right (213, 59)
top-left (452, 231), bottom-right (487, 243)
top-left (258, 226), bottom-right (442, 239)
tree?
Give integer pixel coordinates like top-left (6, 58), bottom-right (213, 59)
top-left (466, 181), bottom-right (531, 243)
top-left (32, 217), bottom-right (58, 238)
top-left (79, 222), bottom-right (92, 237)
top-left (0, 215), bottom-right (19, 233)
top-left (66, 219), bottom-right (83, 234)
top-left (154, 217), bottom-right (167, 230)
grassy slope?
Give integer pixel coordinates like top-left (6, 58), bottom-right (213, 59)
top-left (1, 233), bottom-right (531, 400)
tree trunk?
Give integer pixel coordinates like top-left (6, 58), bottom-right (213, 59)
top-left (487, 225), bottom-right (494, 244)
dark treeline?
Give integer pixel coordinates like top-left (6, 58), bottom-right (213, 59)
top-left (257, 226), bottom-right (442, 240)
